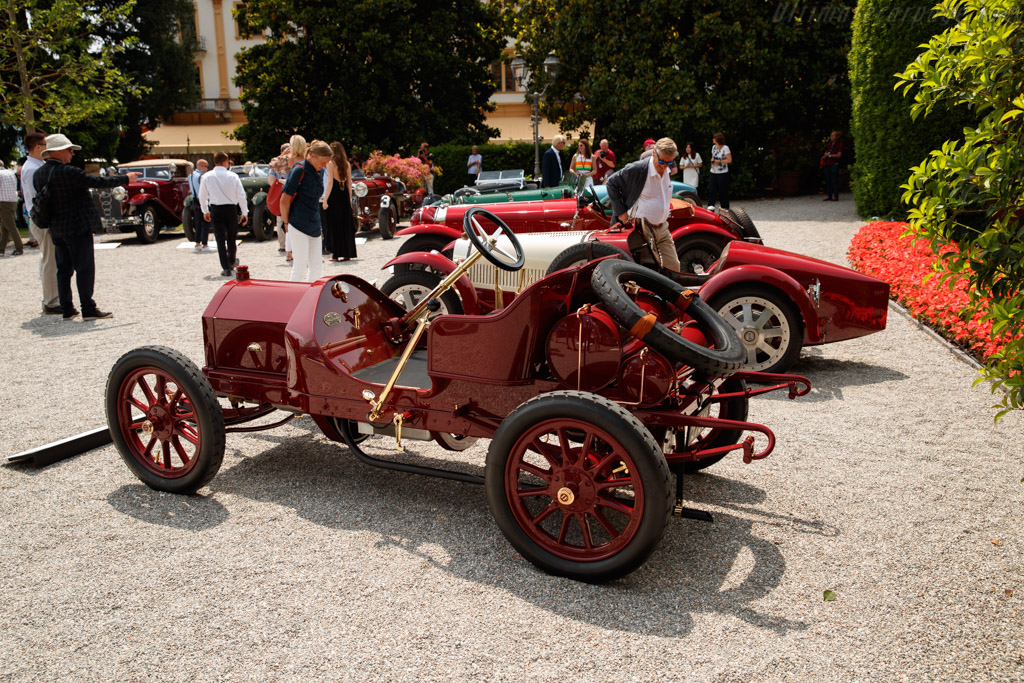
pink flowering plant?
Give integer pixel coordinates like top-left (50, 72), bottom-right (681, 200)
top-left (848, 221), bottom-right (1020, 365)
top-left (363, 151), bottom-right (432, 190)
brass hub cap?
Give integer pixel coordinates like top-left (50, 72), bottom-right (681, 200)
top-left (551, 468), bottom-right (596, 512)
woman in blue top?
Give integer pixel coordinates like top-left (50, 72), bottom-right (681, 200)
top-left (280, 140), bottom-right (332, 282)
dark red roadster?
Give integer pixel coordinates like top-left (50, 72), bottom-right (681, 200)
top-left (105, 209), bottom-right (811, 582)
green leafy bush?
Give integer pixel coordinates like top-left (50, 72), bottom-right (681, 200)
top-left (897, 0), bottom-right (1024, 418)
top-left (848, 0), bottom-right (971, 217)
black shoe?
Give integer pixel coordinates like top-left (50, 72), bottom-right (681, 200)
top-left (12, 250), bottom-right (23, 256)
top-left (82, 309), bottom-right (113, 320)
top-left (43, 305), bottom-right (62, 315)
top-left (62, 309), bottom-right (80, 320)
top-left (221, 268), bottom-right (233, 277)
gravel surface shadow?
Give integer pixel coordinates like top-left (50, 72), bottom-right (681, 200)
top-left (1, 196), bottom-right (1021, 681)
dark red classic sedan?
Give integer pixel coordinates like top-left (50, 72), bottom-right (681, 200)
top-left (90, 159), bottom-right (193, 243)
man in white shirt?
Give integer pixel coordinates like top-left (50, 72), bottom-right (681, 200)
top-left (199, 151), bottom-right (248, 277)
top-left (466, 146), bottom-right (482, 187)
top-left (606, 137), bottom-right (681, 271)
top-left (18, 132), bottom-right (60, 313)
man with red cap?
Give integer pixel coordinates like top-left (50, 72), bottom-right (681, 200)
top-left (639, 139), bottom-right (656, 159)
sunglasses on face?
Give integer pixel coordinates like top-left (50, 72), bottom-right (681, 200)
top-left (656, 158), bottom-right (677, 167)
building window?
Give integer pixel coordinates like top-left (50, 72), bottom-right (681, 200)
top-left (491, 60), bottom-right (518, 93)
top-left (233, 1), bottom-right (263, 39)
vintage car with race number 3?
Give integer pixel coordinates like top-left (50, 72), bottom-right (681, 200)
top-left (105, 208), bottom-right (811, 583)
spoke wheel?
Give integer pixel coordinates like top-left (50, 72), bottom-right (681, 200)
top-left (676, 378), bottom-right (749, 473)
top-left (380, 270), bottom-right (463, 316)
top-left (136, 205), bottom-right (160, 244)
top-left (106, 346), bottom-right (224, 494)
top-left (486, 391), bottom-right (671, 582)
top-left (710, 286), bottom-right (802, 373)
top-left (675, 237), bottom-right (722, 275)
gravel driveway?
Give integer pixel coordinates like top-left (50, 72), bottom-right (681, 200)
top-left (1, 195), bottom-right (1021, 681)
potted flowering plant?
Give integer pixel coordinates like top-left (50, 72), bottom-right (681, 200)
top-left (364, 151), bottom-right (433, 190)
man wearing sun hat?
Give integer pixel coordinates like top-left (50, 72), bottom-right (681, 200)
top-left (34, 133), bottom-right (139, 321)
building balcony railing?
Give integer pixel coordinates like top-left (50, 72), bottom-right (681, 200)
top-left (181, 98), bottom-right (234, 119)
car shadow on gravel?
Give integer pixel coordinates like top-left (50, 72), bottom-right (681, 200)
top-left (106, 483), bottom-right (228, 530)
top-left (760, 354), bottom-right (909, 403)
top-left (192, 435), bottom-right (814, 637)
top-left (19, 319), bottom-right (139, 338)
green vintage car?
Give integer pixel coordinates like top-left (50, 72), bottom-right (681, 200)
top-left (432, 171), bottom-right (701, 208)
top-left (182, 164), bottom-right (277, 242)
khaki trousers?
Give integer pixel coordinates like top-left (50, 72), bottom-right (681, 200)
top-left (0, 202), bottom-right (22, 253)
top-left (638, 218), bottom-right (680, 272)
top-left (28, 219), bottom-right (59, 308)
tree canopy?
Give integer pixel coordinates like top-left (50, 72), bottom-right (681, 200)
top-left (233, 0), bottom-right (504, 161)
top-left (897, 0), bottom-right (1024, 418)
top-left (511, 0), bottom-right (852, 194)
top-left (0, 0), bottom-right (138, 134)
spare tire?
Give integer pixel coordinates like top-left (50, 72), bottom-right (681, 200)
top-left (591, 259), bottom-right (745, 375)
top-left (544, 241), bottom-right (632, 276)
top-left (722, 207), bottom-right (759, 239)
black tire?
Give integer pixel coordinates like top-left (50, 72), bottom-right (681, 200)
top-left (182, 201), bottom-right (195, 242)
top-left (378, 203), bottom-right (397, 240)
top-left (380, 270), bottom-right (464, 315)
top-left (392, 233), bottom-right (455, 274)
top-left (485, 391), bottom-right (672, 582)
top-left (544, 241), bottom-right (632, 276)
top-left (591, 259), bottom-right (745, 375)
top-left (674, 236), bottom-right (723, 275)
top-left (251, 202), bottom-right (272, 242)
top-left (724, 207), bottom-right (759, 239)
top-left (680, 191), bottom-right (703, 207)
top-left (709, 285), bottom-right (803, 373)
top-left (679, 378), bottom-right (749, 473)
top-left (105, 345), bottom-right (225, 494)
top-left (136, 204), bottom-right (160, 244)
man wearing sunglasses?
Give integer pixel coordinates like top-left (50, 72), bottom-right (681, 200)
top-left (605, 137), bottom-right (682, 271)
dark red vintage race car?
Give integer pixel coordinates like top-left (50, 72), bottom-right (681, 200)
top-left (402, 185), bottom-right (762, 274)
top-left (382, 228), bottom-right (890, 374)
top-left (105, 208), bottom-right (810, 582)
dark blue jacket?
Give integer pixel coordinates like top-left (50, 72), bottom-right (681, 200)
top-left (541, 145), bottom-right (564, 188)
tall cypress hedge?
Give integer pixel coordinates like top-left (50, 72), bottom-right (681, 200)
top-left (848, 0), bottom-right (969, 217)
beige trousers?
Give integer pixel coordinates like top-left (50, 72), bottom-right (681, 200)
top-left (28, 219), bottom-right (59, 308)
top-left (638, 218), bottom-right (680, 272)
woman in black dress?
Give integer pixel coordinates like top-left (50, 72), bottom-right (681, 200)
top-left (322, 141), bottom-right (357, 261)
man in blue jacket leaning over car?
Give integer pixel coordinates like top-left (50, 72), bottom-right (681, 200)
top-left (605, 137), bottom-right (681, 271)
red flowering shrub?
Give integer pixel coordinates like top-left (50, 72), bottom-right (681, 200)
top-left (848, 221), bottom-right (1018, 360)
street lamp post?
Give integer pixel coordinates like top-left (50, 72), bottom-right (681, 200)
top-left (511, 53), bottom-right (560, 182)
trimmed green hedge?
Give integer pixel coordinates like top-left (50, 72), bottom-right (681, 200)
top-left (849, 0), bottom-right (970, 218)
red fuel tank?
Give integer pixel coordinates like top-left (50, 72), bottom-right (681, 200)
top-left (545, 307), bottom-right (622, 391)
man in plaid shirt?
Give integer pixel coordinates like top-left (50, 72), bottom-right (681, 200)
top-left (33, 134), bottom-right (138, 320)
top-left (0, 160), bottom-right (23, 256)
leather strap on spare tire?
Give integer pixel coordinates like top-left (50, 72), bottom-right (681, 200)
top-left (591, 259), bottom-right (746, 375)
